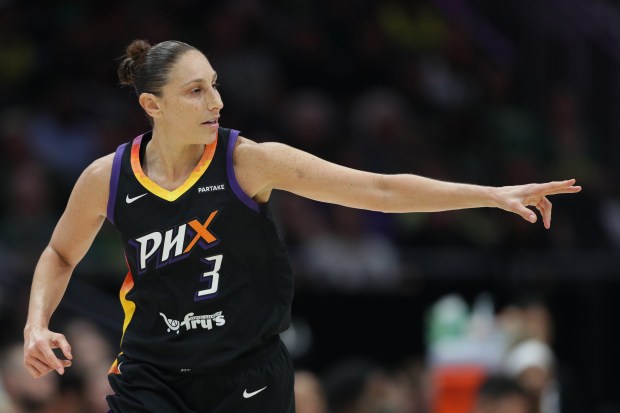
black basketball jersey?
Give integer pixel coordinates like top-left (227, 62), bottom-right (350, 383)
top-left (106, 127), bottom-right (294, 373)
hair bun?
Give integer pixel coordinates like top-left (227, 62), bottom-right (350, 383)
top-left (118, 39), bottom-right (151, 86)
top-left (126, 39), bottom-right (151, 60)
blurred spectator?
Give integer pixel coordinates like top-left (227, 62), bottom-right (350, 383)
top-left (417, 53), bottom-right (479, 112)
top-left (278, 90), bottom-right (339, 159)
top-left (0, 342), bottom-right (59, 413)
top-left (322, 358), bottom-right (412, 413)
top-left (299, 207), bottom-right (403, 292)
top-left (426, 293), bottom-right (505, 369)
top-left (0, 161), bottom-right (55, 274)
top-left (390, 358), bottom-right (427, 413)
top-left (294, 370), bottom-right (327, 413)
top-left (478, 60), bottom-right (544, 187)
top-left (472, 375), bottom-right (532, 413)
top-left (377, 0), bottom-right (448, 53)
top-left (504, 339), bottom-right (558, 413)
top-left (0, 7), bottom-right (36, 99)
top-left (63, 319), bottom-right (113, 412)
top-left (496, 298), bottom-right (553, 348)
top-left (348, 88), bottom-right (422, 174)
top-left (0, 160), bottom-right (53, 341)
top-left (322, 358), bottom-right (375, 413)
top-left (0, 383), bottom-right (14, 413)
top-left (26, 82), bottom-right (101, 189)
top-left (545, 86), bottom-right (602, 190)
top-left (600, 195), bottom-right (620, 249)
top-left (0, 108), bottom-right (33, 173)
top-left (271, 192), bottom-right (328, 251)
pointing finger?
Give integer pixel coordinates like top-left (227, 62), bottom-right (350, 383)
top-left (531, 179), bottom-right (580, 193)
top-left (538, 186), bottom-right (582, 196)
top-left (543, 197), bottom-right (553, 229)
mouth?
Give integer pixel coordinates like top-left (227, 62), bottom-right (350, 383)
top-left (202, 117), bottom-right (219, 126)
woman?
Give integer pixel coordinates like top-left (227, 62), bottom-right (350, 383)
top-left (23, 39), bottom-right (580, 413)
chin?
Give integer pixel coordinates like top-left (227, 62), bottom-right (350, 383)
top-left (201, 129), bottom-right (218, 144)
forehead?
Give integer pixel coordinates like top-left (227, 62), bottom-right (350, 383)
top-left (167, 50), bottom-right (215, 85)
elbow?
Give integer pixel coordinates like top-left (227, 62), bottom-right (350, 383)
top-left (45, 244), bottom-right (76, 270)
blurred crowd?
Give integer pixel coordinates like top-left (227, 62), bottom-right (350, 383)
top-left (1, 0), bottom-right (619, 412)
top-left (288, 293), bottom-right (583, 413)
top-left (0, 294), bottom-right (585, 413)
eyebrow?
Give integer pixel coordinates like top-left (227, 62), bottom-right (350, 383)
top-left (182, 72), bottom-right (218, 87)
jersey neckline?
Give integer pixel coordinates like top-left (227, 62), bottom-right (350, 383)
top-left (130, 132), bottom-right (218, 202)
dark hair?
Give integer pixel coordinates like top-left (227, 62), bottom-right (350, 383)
top-left (117, 39), bottom-right (198, 96)
top-left (477, 375), bottom-right (529, 401)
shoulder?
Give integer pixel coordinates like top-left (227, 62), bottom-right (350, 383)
top-left (48, 152), bottom-right (117, 219)
top-left (232, 135), bottom-right (262, 159)
top-left (232, 136), bottom-right (273, 171)
top-left (232, 136), bottom-right (297, 178)
top-left (80, 152), bottom-right (115, 188)
top-left (232, 136), bottom-right (288, 167)
top-left (231, 136), bottom-right (284, 201)
top-left (69, 153), bottom-right (115, 213)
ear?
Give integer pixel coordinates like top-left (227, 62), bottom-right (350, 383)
top-left (138, 93), bottom-right (162, 119)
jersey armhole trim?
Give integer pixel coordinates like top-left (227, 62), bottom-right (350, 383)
top-left (226, 129), bottom-right (260, 213)
top-left (107, 142), bottom-right (128, 226)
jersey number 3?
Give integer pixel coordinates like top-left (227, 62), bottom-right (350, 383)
top-left (195, 254), bottom-right (223, 301)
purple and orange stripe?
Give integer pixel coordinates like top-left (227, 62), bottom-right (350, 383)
top-left (109, 268), bottom-right (135, 375)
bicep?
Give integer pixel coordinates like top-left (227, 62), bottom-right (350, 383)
top-left (48, 157), bottom-right (111, 267)
top-left (258, 142), bottom-right (388, 211)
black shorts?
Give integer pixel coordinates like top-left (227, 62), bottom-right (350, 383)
top-left (106, 338), bottom-right (294, 413)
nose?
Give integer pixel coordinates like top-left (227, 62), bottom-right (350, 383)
top-left (208, 88), bottom-right (223, 111)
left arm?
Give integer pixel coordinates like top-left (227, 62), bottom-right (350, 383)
top-left (234, 139), bottom-right (581, 228)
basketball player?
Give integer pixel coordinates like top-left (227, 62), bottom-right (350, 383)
top-left (23, 40), bottom-right (581, 413)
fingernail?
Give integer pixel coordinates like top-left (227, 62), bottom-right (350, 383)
top-left (530, 215), bottom-right (536, 222)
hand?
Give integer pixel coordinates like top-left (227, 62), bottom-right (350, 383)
top-left (23, 326), bottom-right (73, 378)
top-left (493, 179), bottom-right (582, 229)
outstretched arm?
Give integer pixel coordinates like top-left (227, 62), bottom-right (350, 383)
top-left (234, 139), bottom-right (581, 228)
top-left (24, 154), bottom-right (112, 378)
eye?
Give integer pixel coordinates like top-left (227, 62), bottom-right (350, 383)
top-left (191, 87), bottom-right (202, 94)
top-left (212, 82), bottom-right (220, 90)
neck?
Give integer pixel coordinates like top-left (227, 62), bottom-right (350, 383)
top-left (145, 126), bottom-right (205, 183)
